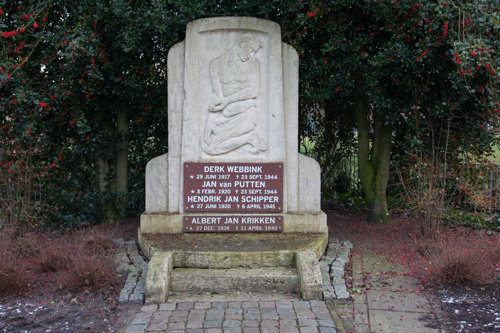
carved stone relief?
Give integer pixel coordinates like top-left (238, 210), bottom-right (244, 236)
top-left (201, 34), bottom-right (268, 156)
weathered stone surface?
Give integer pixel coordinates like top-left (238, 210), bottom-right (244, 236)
top-left (145, 154), bottom-right (168, 212)
top-left (145, 252), bottom-right (173, 304)
top-left (296, 250), bottom-right (323, 300)
top-left (170, 268), bottom-right (299, 294)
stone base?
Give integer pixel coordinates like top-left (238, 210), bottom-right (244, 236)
top-left (139, 231), bottom-right (328, 304)
top-left (140, 211), bottom-right (327, 234)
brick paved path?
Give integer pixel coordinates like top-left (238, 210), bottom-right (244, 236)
top-left (126, 300), bottom-right (337, 333)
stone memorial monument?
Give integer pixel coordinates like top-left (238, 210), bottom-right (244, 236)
top-left (139, 17), bottom-right (328, 304)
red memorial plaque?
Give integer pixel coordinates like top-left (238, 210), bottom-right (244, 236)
top-left (183, 215), bottom-right (283, 233)
top-left (183, 162), bottom-right (283, 212)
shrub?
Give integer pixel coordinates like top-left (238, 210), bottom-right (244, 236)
top-left (426, 239), bottom-right (495, 286)
top-left (10, 231), bottom-right (46, 260)
top-left (80, 232), bottom-right (116, 255)
top-left (0, 231), bottom-right (26, 295)
top-left (61, 253), bottom-right (118, 291)
top-left (36, 242), bottom-right (73, 273)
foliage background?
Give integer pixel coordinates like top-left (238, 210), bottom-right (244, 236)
top-left (1, 0), bottom-right (498, 229)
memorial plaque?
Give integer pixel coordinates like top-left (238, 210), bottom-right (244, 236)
top-left (183, 215), bottom-right (283, 233)
top-left (183, 162), bottom-right (283, 212)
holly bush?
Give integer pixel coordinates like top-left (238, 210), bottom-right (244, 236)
top-left (1, 0), bottom-right (498, 229)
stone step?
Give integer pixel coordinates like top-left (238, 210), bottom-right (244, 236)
top-left (166, 292), bottom-right (300, 303)
top-left (139, 232), bottom-right (328, 269)
top-left (170, 267), bottom-right (299, 294)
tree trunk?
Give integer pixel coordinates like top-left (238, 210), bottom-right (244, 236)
top-left (94, 109), bottom-right (128, 222)
top-left (355, 82), bottom-right (393, 224)
top-left (116, 109), bottom-right (129, 212)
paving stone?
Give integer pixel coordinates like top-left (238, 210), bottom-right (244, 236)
top-left (168, 321), bottom-right (186, 330)
top-left (311, 306), bottom-right (329, 315)
top-left (185, 329), bottom-right (204, 333)
top-left (242, 328), bottom-right (260, 333)
top-left (329, 266), bottom-right (344, 277)
top-left (223, 328), bottom-right (242, 333)
top-left (243, 312), bottom-right (260, 321)
top-left (342, 240), bottom-right (353, 248)
top-left (309, 301), bottom-right (326, 308)
top-left (318, 319), bottom-right (335, 327)
top-left (223, 319), bottom-right (242, 328)
top-left (261, 319), bottom-right (279, 328)
top-left (298, 318), bottom-right (318, 327)
top-left (169, 314), bottom-right (188, 322)
top-left (206, 308), bottom-right (225, 320)
top-left (315, 312), bottom-right (333, 320)
top-left (321, 256), bottom-right (336, 263)
top-left (242, 301), bottom-right (259, 308)
top-left (141, 304), bottom-right (158, 313)
top-left (119, 291), bottom-right (130, 303)
top-left (225, 313), bottom-right (243, 320)
top-left (298, 327), bottom-right (318, 333)
top-left (187, 321), bottom-right (204, 329)
top-left (261, 307), bottom-right (278, 313)
top-left (259, 301), bottom-right (276, 308)
top-left (226, 307), bottom-right (243, 314)
top-left (279, 313), bottom-right (299, 320)
top-left (195, 302), bottom-right (211, 309)
top-left (129, 292), bottom-right (145, 304)
top-left (131, 313), bottom-right (151, 325)
top-left (145, 321), bottom-right (167, 331)
top-left (212, 301), bottom-right (229, 308)
top-left (280, 327), bottom-right (299, 333)
top-left (188, 314), bottom-right (205, 322)
top-left (261, 311), bottom-right (278, 320)
top-left (189, 309), bottom-right (206, 315)
top-left (261, 327), bottom-right (279, 333)
top-left (276, 306), bottom-right (295, 315)
top-left (275, 300), bottom-right (293, 307)
top-left (295, 308), bottom-right (314, 316)
top-left (204, 320), bottom-right (223, 328)
top-left (177, 302), bottom-right (194, 310)
top-left (279, 319), bottom-right (297, 327)
top-left (318, 327), bottom-right (337, 333)
top-left (171, 309), bottom-right (189, 316)
top-left (293, 301), bottom-right (311, 308)
top-left (151, 310), bottom-right (172, 320)
top-left (205, 329), bottom-right (223, 333)
top-left (323, 291), bottom-right (336, 300)
top-left (335, 288), bottom-right (350, 299)
top-left (208, 308), bottom-right (226, 315)
top-left (242, 319), bottom-right (259, 327)
top-left (159, 303), bottom-right (176, 311)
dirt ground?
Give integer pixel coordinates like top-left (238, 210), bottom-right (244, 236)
top-left (1, 212), bottom-right (498, 332)
top-left (325, 208), bottom-right (500, 333)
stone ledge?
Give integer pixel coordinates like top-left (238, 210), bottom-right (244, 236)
top-left (138, 230), bottom-right (328, 269)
